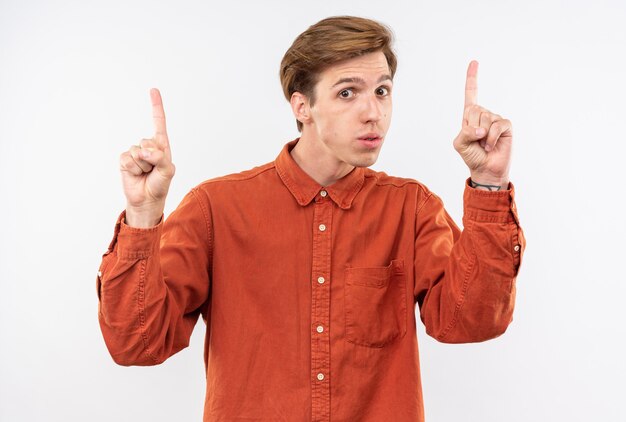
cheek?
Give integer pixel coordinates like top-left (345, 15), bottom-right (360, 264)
top-left (316, 109), bottom-right (341, 135)
top-left (314, 102), bottom-right (358, 140)
top-left (384, 101), bottom-right (392, 117)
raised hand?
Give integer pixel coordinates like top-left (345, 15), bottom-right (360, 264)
top-left (453, 61), bottom-right (513, 190)
top-left (119, 88), bottom-right (176, 227)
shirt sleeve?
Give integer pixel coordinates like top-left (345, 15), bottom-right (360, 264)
top-left (97, 188), bottom-right (212, 365)
top-left (414, 180), bottom-right (525, 343)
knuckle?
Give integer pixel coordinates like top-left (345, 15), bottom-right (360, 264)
top-left (120, 162), bottom-right (134, 173)
top-left (162, 162), bottom-right (176, 178)
top-left (456, 127), bottom-right (473, 142)
top-left (481, 112), bottom-right (494, 124)
top-left (147, 150), bottom-right (161, 162)
top-left (124, 159), bottom-right (142, 173)
top-left (494, 119), bottom-right (510, 132)
top-left (140, 138), bottom-right (154, 148)
top-left (120, 154), bottom-right (132, 168)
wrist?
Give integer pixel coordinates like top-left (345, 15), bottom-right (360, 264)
top-left (125, 202), bottom-right (165, 228)
top-left (469, 174), bottom-right (510, 191)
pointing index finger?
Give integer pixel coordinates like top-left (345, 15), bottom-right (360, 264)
top-left (464, 60), bottom-right (479, 108)
top-left (150, 88), bottom-right (169, 144)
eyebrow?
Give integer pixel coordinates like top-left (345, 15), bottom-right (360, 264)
top-left (331, 74), bottom-right (393, 88)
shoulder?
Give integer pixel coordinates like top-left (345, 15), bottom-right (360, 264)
top-left (190, 161), bottom-right (277, 195)
top-left (364, 168), bottom-right (433, 195)
top-left (363, 168), bottom-right (441, 213)
top-left (199, 161), bottom-right (276, 186)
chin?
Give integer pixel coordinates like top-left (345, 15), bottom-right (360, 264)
top-left (351, 152), bottom-right (380, 168)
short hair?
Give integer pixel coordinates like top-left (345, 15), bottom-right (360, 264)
top-left (280, 16), bottom-right (397, 131)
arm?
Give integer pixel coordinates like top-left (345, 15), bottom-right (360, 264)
top-left (414, 61), bottom-right (524, 343)
top-left (97, 89), bottom-right (210, 365)
top-left (414, 182), bottom-right (524, 343)
top-left (97, 188), bottom-right (212, 365)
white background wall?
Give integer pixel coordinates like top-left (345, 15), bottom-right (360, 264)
top-left (1, 0), bottom-right (625, 421)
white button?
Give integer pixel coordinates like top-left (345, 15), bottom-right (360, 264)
top-left (317, 277), bottom-right (325, 284)
top-left (317, 373), bottom-right (325, 381)
top-left (318, 224), bottom-right (326, 232)
top-left (97, 271), bottom-right (102, 278)
top-left (316, 325), bottom-right (324, 333)
top-left (514, 245), bottom-right (520, 252)
top-left (320, 190), bottom-right (327, 197)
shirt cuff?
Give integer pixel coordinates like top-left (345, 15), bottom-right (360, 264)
top-left (105, 210), bottom-right (163, 260)
top-left (463, 178), bottom-right (520, 224)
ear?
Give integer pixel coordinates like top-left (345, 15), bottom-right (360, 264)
top-left (290, 92), bottom-right (312, 125)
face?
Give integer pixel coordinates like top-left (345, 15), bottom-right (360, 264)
top-left (302, 51), bottom-right (393, 171)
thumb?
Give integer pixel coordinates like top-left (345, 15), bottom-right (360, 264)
top-left (138, 148), bottom-right (176, 178)
top-left (453, 126), bottom-right (487, 151)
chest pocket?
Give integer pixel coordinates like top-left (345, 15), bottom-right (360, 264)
top-left (344, 259), bottom-right (407, 347)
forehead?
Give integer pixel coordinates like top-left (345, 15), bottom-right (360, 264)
top-left (317, 51), bottom-right (391, 86)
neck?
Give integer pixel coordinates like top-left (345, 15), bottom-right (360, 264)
top-left (290, 134), bottom-right (355, 186)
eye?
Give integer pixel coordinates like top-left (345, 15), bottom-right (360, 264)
top-left (376, 86), bottom-right (390, 96)
top-left (339, 88), bottom-right (354, 98)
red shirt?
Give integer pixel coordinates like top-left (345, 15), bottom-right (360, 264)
top-left (98, 139), bottom-right (524, 421)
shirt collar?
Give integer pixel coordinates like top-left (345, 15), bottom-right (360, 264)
top-left (275, 139), bottom-right (365, 210)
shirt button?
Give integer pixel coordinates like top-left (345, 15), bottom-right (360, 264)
top-left (514, 245), bottom-right (520, 252)
top-left (320, 190), bottom-right (327, 197)
top-left (317, 276), bottom-right (325, 284)
top-left (97, 271), bottom-right (102, 278)
top-left (318, 224), bottom-right (326, 232)
top-left (317, 373), bottom-right (325, 381)
top-left (316, 325), bottom-right (324, 333)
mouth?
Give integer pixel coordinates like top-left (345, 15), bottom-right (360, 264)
top-left (358, 133), bottom-right (383, 148)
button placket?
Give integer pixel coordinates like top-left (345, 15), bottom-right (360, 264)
top-left (310, 196), bottom-right (332, 421)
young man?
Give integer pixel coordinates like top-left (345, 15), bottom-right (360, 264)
top-left (98, 16), bottom-right (524, 421)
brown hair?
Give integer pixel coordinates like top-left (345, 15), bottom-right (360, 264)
top-left (280, 16), bottom-right (397, 131)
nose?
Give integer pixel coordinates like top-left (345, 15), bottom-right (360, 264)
top-left (361, 94), bottom-right (383, 124)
